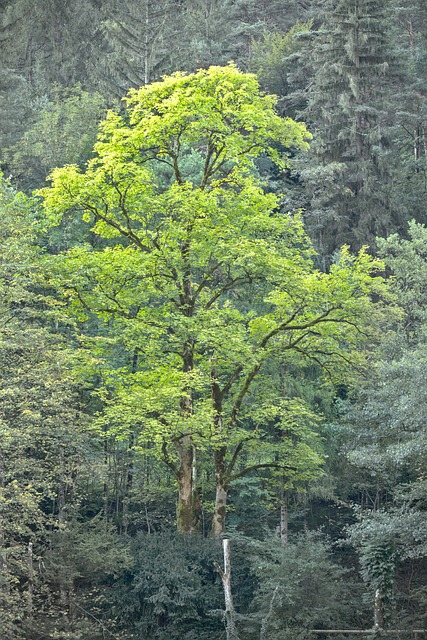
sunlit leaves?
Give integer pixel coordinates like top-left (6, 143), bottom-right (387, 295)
top-left (39, 67), bottom-right (387, 530)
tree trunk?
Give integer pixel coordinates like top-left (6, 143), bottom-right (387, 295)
top-left (215, 538), bottom-right (240, 640)
top-left (144, 1), bottom-right (149, 84)
top-left (280, 500), bottom-right (288, 544)
top-left (176, 435), bottom-right (198, 533)
top-left (27, 542), bottom-right (33, 617)
top-left (0, 453), bottom-right (7, 598)
top-left (122, 432), bottom-right (134, 535)
top-left (212, 440), bottom-right (228, 536)
top-left (374, 588), bottom-right (384, 630)
top-left (213, 480), bottom-right (228, 537)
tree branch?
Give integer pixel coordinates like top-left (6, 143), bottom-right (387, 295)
top-left (230, 461), bottom-right (297, 482)
top-left (161, 439), bottom-right (179, 478)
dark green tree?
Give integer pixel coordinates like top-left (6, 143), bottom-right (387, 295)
top-left (93, 0), bottom-right (185, 97)
top-left (3, 85), bottom-right (107, 192)
top-left (0, 69), bottom-right (33, 152)
top-left (247, 533), bottom-right (365, 639)
top-left (342, 222), bottom-right (427, 626)
top-left (0, 0), bottom-right (103, 90)
top-left (386, 0), bottom-right (427, 227)
top-left (298, 0), bottom-right (400, 257)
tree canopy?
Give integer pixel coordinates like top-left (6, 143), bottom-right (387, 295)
top-left (3, 2), bottom-right (427, 636)
top-left (40, 66), bottom-right (387, 536)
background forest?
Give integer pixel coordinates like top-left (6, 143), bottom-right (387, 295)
top-left (1, 1), bottom-right (427, 639)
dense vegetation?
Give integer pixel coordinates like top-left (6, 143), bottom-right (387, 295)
top-left (1, 1), bottom-right (427, 639)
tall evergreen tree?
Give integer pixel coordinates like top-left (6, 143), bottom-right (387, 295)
top-left (0, 0), bottom-right (102, 90)
top-left (386, 0), bottom-right (427, 226)
top-left (93, 0), bottom-right (185, 97)
top-left (299, 0), bottom-right (400, 257)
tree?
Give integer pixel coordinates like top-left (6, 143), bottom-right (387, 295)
top-left (94, 0), bottom-right (185, 97)
top-left (0, 68), bottom-right (33, 153)
top-left (0, 0), bottom-right (102, 90)
top-left (249, 21), bottom-right (313, 116)
top-left (298, 0), bottom-right (400, 257)
top-left (248, 533), bottom-right (365, 639)
top-left (40, 65), bottom-right (386, 535)
top-left (386, 0), bottom-right (427, 228)
top-left (341, 222), bottom-right (427, 625)
top-left (3, 85), bottom-right (107, 193)
top-left (111, 531), bottom-right (223, 640)
top-left (0, 175), bottom-right (93, 638)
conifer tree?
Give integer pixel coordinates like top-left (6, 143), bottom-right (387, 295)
top-left (0, 0), bottom-right (102, 90)
top-left (387, 0), bottom-right (427, 225)
top-left (94, 0), bottom-right (185, 97)
top-left (299, 0), bottom-right (400, 257)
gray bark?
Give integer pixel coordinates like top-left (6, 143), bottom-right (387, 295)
top-left (374, 588), bottom-right (384, 630)
top-left (212, 482), bottom-right (228, 537)
top-left (215, 538), bottom-right (240, 640)
top-left (280, 500), bottom-right (288, 544)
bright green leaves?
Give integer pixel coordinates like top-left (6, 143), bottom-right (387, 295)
top-left (123, 64), bottom-right (310, 177)
top-left (38, 66), bottom-right (387, 533)
top-left (0, 175), bottom-right (40, 316)
top-left (0, 175), bottom-right (91, 637)
top-left (87, 63), bottom-right (310, 196)
top-left (248, 246), bottom-right (387, 383)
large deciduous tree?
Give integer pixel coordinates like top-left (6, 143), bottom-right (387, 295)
top-left (40, 65), bottom-right (386, 534)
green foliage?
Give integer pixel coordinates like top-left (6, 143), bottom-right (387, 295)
top-left (250, 21), bottom-right (313, 107)
top-left (4, 2), bottom-right (427, 635)
top-left (4, 85), bottom-right (107, 192)
top-left (245, 533), bottom-right (365, 639)
top-left (0, 68), bottom-right (33, 152)
top-left (343, 223), bottom-right (427, 496)
top-left (0, 175), bottom-right (90, 638)
top-left (36, 518), bottom-right (131, 640)
top-left (377, 221), bottom-right (427, 341)
top-left (341, 220), bottom-right (427, 623)
top-left (95, 0), bottom-right (185, 96)
top-left (0, 0), bottom-right (103, 90)
top-left (111, 532), bottom-right (224, 639)
top-left (297, 0), bottom-right (401, 256)
top-left (347, 512), bottom-right (401, 606)
top-left (38, 66), bottom-right (388, 534)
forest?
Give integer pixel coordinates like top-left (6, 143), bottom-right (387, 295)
top-left (1, 1), bottom-right (427, 639)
